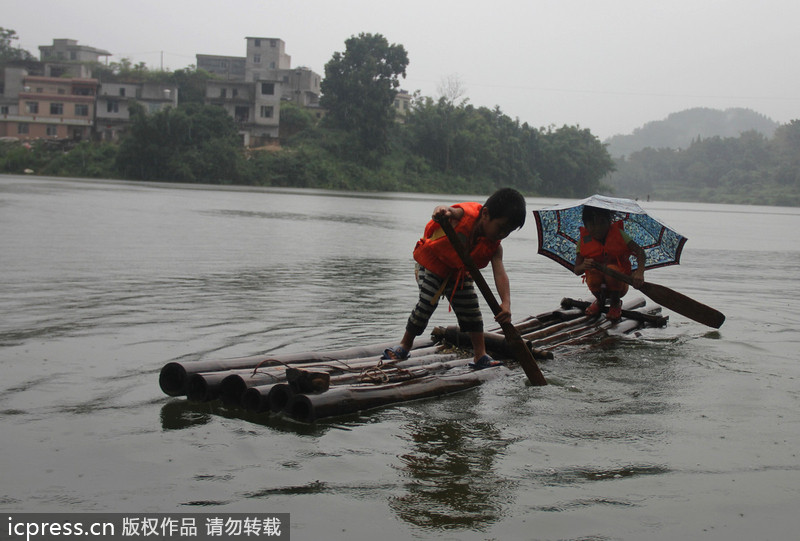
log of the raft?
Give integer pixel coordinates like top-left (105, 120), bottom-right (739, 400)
top-left (549, 317), bottom-right (641, 349)
top-left (241, 357), bottom-right (477, 414)
top-left (185, 372), bottom-right (230, 402)
top-left (522, 316), bottom-right (593, 342)
top-left (224, 351), bottom-right (465, 407)
top-left (523, 299), bottom-right (646, 349)
top-left (486, 307), bottom-right (574, 335)
top-left (159, 339), bottom-right (435, 396)
top-left (285, 366), bottom-right (509, 422)
top-left (560, 298), bottom-right (668, 327)
top-left (433, 327), bottom-right (554, 361)
top-left (184, 368), bottom-right (282, 403)
top-left (241, 383), bottom-right (283, 413)
top-left (219, 371), bottom-right (284, 405)
top-left (533, 322), bottom-right (609, 349)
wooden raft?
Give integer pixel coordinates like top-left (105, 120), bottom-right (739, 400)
top-left (158, 297), bottom-right (667, 422)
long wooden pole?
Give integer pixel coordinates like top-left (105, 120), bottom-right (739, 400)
top-left (596, 263), bottom-right (725, 328)
top-left (435, 216), bottom-right (547, 386)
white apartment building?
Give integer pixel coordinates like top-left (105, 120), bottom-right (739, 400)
top-left (197, 37), bottom-right (322, 146)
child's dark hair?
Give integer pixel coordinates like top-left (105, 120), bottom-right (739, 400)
top-left (483, 188), bottom-right (526, 230)
top-left (582, 205), bottom-right (614, 224)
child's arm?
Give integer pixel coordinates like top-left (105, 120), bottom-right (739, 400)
top-left (628, 240), bottom-right (646, 287)
top-left (574, 253), bottom-right (591, 275)
top-left (490, 246), bottom-right (512, 324)
top-left (432, 205), bottom-right (464, 223)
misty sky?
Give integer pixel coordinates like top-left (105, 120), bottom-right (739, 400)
top-left (6, 0), bottom-right (799, 139)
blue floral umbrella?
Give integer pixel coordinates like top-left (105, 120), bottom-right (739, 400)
top-left (532, 195), bottom-right (687, 272)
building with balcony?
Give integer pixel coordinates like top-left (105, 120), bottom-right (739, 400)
top-left (95, 82), bottom-right (179, 142)
top-left (204, 78), bottom-right (282, 146)
top-left (2, 37), bottom-right (178, 143)
top-left (38, 39), bottom-right (111, 78)
top-left (197, 37), bottom-right (321, 146)
top-left (0, 68), bottom-right (97, 141)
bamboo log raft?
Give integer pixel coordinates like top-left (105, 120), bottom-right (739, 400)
top-left (158, 297), bottom-right (667, 422)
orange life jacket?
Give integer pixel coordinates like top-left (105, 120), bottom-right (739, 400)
top-left (579, 220), bottom-right (633, 274)
top-left (413, 202), bottom-right (501, 278)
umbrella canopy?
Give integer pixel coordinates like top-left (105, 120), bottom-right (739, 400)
top-left (532, 195), bottom-right (687, 272)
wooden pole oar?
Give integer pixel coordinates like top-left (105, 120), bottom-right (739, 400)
top-left (596, 263), bottom-right (725, 329)
top-left (435, 217), bottom-right (548, 386)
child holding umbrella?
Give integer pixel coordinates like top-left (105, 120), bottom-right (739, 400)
top-left (573, 205), bottom-right (646, 321)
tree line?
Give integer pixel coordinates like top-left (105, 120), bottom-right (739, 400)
top-left (3, 29), bottom-right (798, 205)
top-left (604, 122), bottom-right (800, 206)
top-left (1, 30), bottom-right (613, 197)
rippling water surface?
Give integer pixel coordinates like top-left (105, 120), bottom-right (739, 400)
top-left (2, 176), bottom-right (799, 540)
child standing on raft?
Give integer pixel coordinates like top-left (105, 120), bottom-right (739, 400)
top-left (383, 188), bottom-right (527, 369)
top-left (573, 206), bottom-right (646, 321)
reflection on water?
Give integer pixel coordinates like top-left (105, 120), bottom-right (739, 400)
top-left (391, 410), bottom-right (513, 530)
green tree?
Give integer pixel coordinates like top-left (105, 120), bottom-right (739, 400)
top-left (278, 101), bottom-right (319, 140)
top-left (537, 126), bottom-right (615, 197)
top-left (770, 120), bottom-right (800, 186)
top-left (115, 103), bottom-right (244, 183)
top-left (0, 28), bottom-right (35, 62)
top-left (320, 33), bottom-right (409, 157)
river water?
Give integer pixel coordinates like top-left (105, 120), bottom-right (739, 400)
top-left (1, 175), bottom-right (799, 540)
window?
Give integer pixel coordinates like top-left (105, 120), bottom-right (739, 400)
top-left (119, 88), bottom-right (126, 97)
top-left (0, 106), bottom-right (8, 114)
top-left (46, 125), bottom-right (58, 136)
top-left (260, 105), bottom-right (274, 118)
top-left (220, 88), bottom-right (227, 98)
top-left (75, 104), bottom-right (89, 116)
top-left (254, 39), bottom-right (261, 47)
top-left (254, 54), bottom-right (261, 64)
top-left (70, 51), bottom-right (77, 60)
top-left (26, 102), bottom-right (39, 114)
top-left (57, 88), bottom-right (65, 95)
top-left (270, 40), bottom-right (277, 47)
top-left (18, 123), bottom-right (29, 134)
top-left (50, 103), bottom-right (64, 115)
top-left (232, 88), bottom-right (238, 98)
top-left (261, 82), bottom-right (275, 95)
top-left (107, 101), bottom-right (119, 113)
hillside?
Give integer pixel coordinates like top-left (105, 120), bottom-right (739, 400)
top-left (604, 107), bottom-right (779, 158)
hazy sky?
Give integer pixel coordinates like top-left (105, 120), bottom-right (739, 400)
top-left (6, 0), bottom-right (799, 139)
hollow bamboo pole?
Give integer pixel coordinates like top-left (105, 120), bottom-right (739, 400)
top-left (159, 339), bottom-right (436, 396)
top-left (551, 318), bottom-right (642, 349)
top-left (241, 383), bottom-right (281, 413)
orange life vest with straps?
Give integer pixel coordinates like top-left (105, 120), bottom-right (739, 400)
top-left (578, 220), bottom-right (633, 274)
top-left (413, 202), bottom-right (501, 278)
